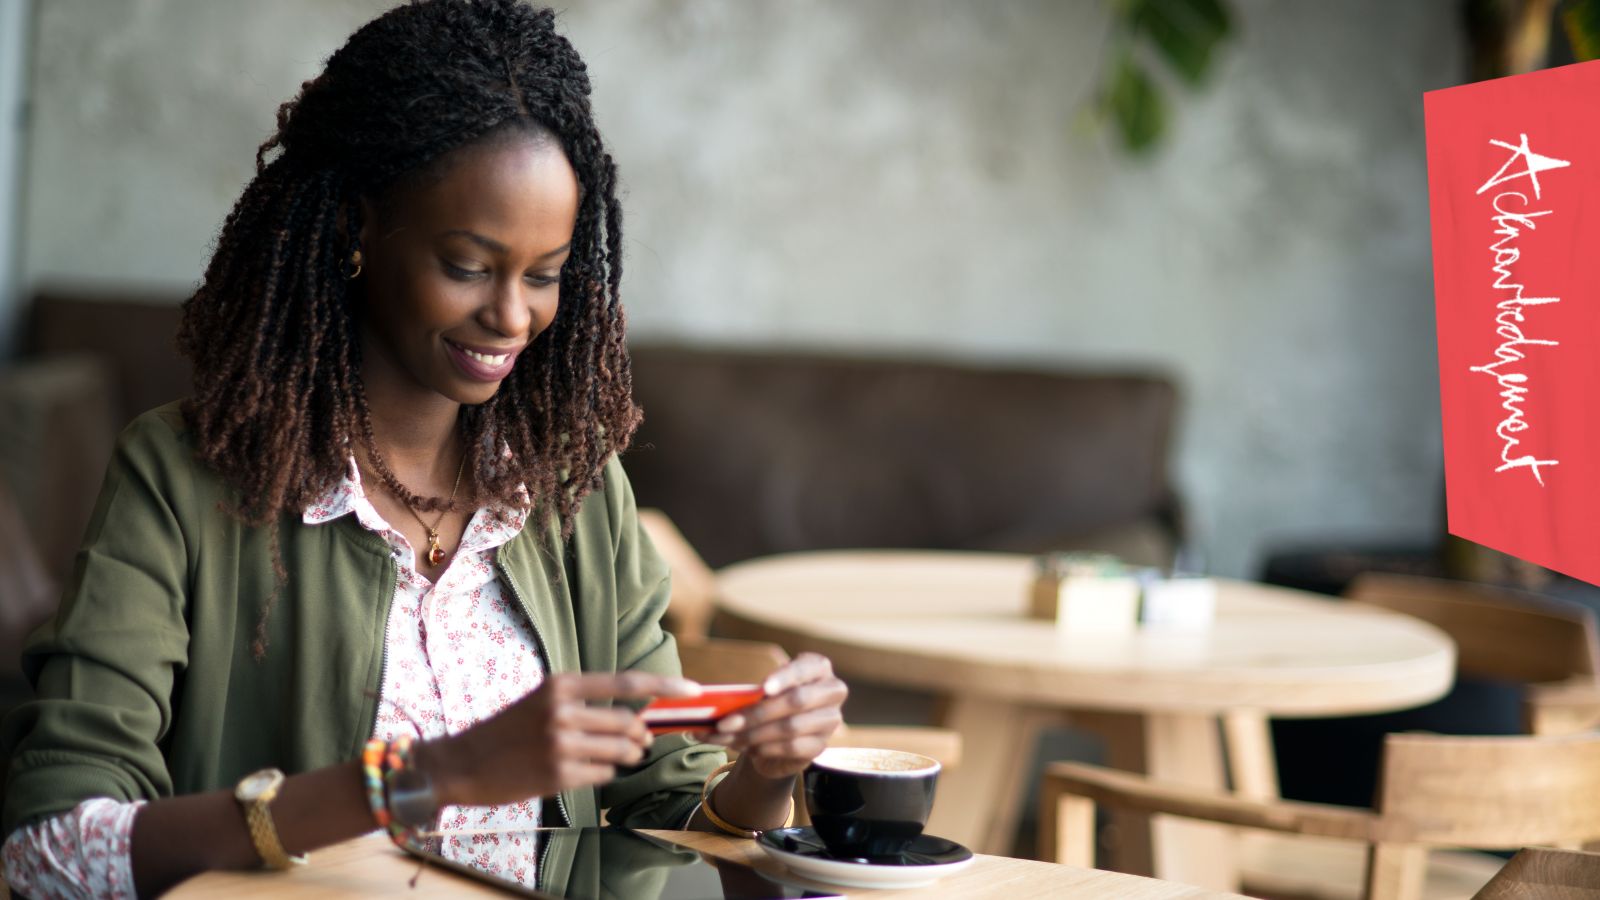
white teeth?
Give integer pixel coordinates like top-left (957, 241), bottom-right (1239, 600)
top-left (460, 347), bottom-right (509, 366)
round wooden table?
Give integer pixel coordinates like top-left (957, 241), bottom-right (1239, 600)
top-left (714, 550), bottom-right (1457, 889)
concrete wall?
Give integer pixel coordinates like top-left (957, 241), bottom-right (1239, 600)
top-left (16, 0), bottom-right (1464, 578)
top-left (0, 0), bottom-right (32, 354)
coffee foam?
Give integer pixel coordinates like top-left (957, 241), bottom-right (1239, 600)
top-left (813, 747), bottom-right (941, 777)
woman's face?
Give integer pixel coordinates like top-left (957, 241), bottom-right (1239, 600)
top-left (357, 131), bottom-right (580, 408)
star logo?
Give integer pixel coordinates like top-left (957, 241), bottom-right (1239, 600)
top-left (1476, 133), bottom-right (1571, 199)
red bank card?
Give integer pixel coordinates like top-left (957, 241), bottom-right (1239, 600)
top-left (641, 684), bottom-right (764, 734)
top-left (1425, 60), bottom-right (1600, 587)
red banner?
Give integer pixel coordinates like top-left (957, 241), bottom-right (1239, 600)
top-left (1427, 61), bottom-right (1600, 585)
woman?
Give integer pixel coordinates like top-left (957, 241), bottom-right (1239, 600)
top-left (0, 2), bottom-right (847, 896)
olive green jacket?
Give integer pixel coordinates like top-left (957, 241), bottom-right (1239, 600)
top-left (1, 403), bottom-right (723, 837)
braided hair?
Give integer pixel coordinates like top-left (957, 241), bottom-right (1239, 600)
top-left (178, 1), bottom-right (636, 543)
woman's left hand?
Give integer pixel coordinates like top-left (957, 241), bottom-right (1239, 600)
top-left (705, 652), bottom-right (848, 779)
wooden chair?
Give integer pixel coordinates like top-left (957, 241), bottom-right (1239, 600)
top-left (1522, 679), bottom-right (1600, 739)
top-left (639, 508), bottom-right (718, 643)
top-left (1227, 574), bottom-right (1600, 899)
top-left (1473, 846), bottom-right (1600, 899)
top-left (1345, 572), bottom-right (1600, 736)
top-left (1040, 731), bottom-right (1600, 900)
top-left (677, 635), bottom-right (791, 686)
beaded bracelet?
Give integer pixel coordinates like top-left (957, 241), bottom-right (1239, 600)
top-left (385, 735), bottom-right (415, 788)
top-left (699, 761), bottom-right (795, 839)
top-left (360, 738), bottom-right (396, 837)
top-left (360, 737), bottom-right (419, 848)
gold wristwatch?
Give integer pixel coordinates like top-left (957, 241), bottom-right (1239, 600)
top-left (234, 768), bottom-right (304, 869)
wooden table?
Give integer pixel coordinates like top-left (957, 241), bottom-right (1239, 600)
top-left (168, 830), bottom-right (1253, 898)
top-left (714, 550), bottom-right (1457, 889)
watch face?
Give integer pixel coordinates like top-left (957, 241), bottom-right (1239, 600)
top-left (237, 769), bottom-right (283, 801)
top-left (387, 767), bottom-right (439, 828)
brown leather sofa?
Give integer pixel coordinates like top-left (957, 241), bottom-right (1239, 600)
top-left (626, 345), bottom-right (1184, 569)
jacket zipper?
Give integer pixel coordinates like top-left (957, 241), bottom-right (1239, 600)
top-left (374, 572), bottom-right (397, 738)
top-left (538, 830), bottom-right (554, 885)
top-left (498, 557), bottom-right (571, 831)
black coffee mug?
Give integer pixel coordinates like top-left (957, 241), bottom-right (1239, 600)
top-left (803, 747), bottom-right (940, 861)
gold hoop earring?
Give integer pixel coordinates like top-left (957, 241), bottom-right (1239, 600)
top-left (344, 246), bottom-right (364, 280)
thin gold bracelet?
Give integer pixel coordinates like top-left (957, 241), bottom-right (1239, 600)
top-left (700, 761), bottom-right (795, 838)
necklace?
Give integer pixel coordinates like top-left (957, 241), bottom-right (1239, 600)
top-left (393, 454), bottom-right (468, 568)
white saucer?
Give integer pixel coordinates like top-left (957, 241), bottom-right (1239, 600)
top-left (756, 827), bottom-right (975, 889)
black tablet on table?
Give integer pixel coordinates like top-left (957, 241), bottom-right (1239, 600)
top-left (401, 827), bottom-right (842, 900)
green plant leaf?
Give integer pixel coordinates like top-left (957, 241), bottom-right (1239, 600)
top-left (1562, 0), bottom-right (1600, 62)
top-left (1107, 54), bottom-right (1166, 154)
top-left (1086, 0), bottom-right (1233, 156)
top-left (1133, 0), bottom-right (1234, 85)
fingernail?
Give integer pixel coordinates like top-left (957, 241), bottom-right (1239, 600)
top-left (718, 715), bottom-right (746, 733)
top-left (677, 679), bottom-right (703, 696)
top-left (763, 678), bottom-right (781, 695)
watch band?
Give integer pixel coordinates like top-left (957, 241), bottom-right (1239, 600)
top-left (244, 797), bottom-right (297, 870)
top-left (235, 768), bottom-right (302, 870)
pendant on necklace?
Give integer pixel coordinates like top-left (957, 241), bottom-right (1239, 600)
top-left (425, 530), bottom-right (446, 567)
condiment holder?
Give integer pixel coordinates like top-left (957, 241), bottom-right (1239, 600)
top-left (1028, 552), bottom-right (1215, 632)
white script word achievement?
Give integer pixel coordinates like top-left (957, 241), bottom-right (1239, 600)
top-left (1468, 133), bottom-right (1571, 486)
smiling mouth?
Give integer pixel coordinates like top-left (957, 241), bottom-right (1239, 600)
top-left (457, 346), bottom-right (510, 367)
top-left (444, 339), bottom-right (521, 383)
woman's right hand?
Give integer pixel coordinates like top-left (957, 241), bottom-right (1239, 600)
top-left (419, 671), bottom-right (700, 808)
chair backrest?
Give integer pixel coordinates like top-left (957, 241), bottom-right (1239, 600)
top-left (638, 508), bottom-right (718, 642)
top-left (676, 638), bottom-right (790, 686)
top-left (1375, 731), bottom-right (1600, 849)
top-left (1473, 846), bottom-right (1600, 898)
top-left (1526, 680), bottom-right (1600, 737)
top-left (1345, 573), bottom-right (1600, 685)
